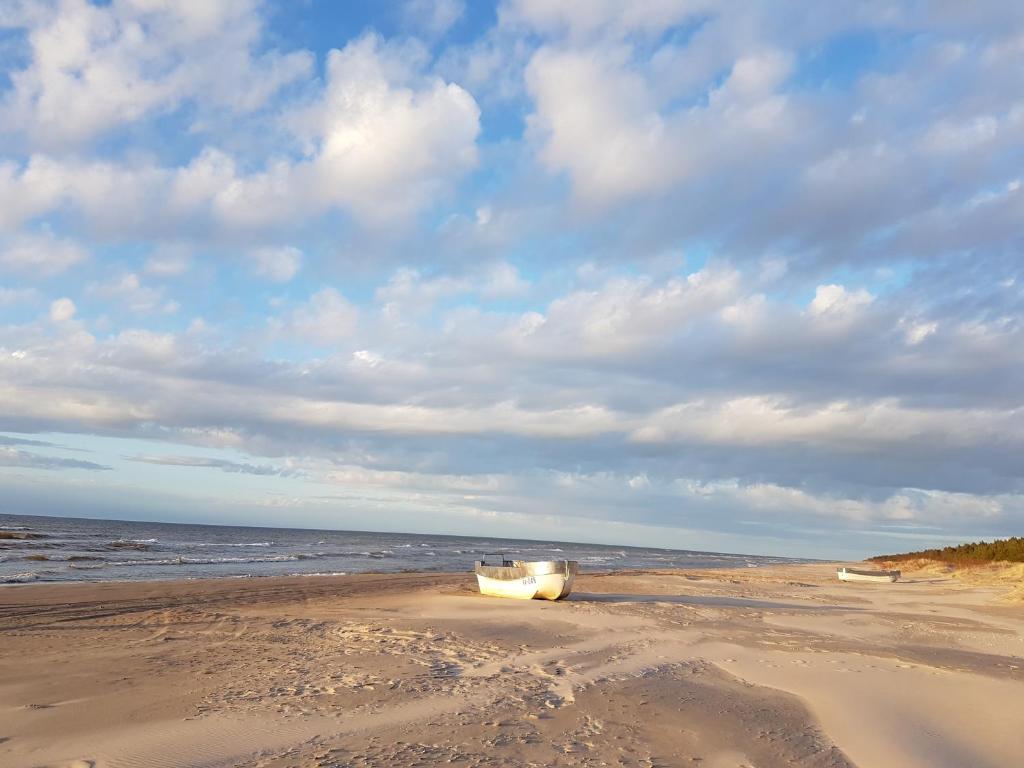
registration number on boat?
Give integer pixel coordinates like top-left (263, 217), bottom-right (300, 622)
top-left (521, 576), bottom-right (536, 585)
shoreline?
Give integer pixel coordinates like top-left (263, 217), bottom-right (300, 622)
top-left (2, 562), bottom-right (1022, 767)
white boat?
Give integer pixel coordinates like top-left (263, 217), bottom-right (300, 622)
top-left (837, 567), bottom-right (900, 583)
top-left (475, 555), bottom-right (579, 600)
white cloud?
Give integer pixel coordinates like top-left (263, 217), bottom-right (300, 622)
top-left (403, 0), bottom-right (465, 37)
top-left (714, 482), bottom-right (1005, 524)
top-left (377, 267), bottom-right (469, 317)
top-left (0, 230), bottom-right (87, 276)
top-left (290, 34), bottom-right (481, 224)
top-left (0, 286), bottom-right (38, 305)
top-left (375, 261), bottom-right (529, 320)
top-left (274, 287), bottom-right (359, 345)
top-left (1, 0), bottom-right (313, 149)
top-left (525, 45), bottom-right (798, 206)
top-left (508, 266), bottom-right (741, 358)
top-left (807, 284), bottom-right (874, 318)
top-left (2, 3), bottom-right (1024, 553)
top-left (88, 272), bottom-right (176, 314)
top-left (630, 396), bottom-right (1024, 451)
top-left (904, 320), bottom-right (938, 346)
top-left (0, 33), bottom-right (483, 235)
top-left (250, 246), bottom-right (302, 283)
top-left (503, 0), bottom-right (705, 41)
top-left (479, 261), bottom-right (529, 299)
top-left (526, 46), bottom-right (675, 204)
top-left (144, 244), bottom-right (191, 277)
top-left (0, 156), bottom-right (68, 233)
top-left (48, 297), bottom-right (76, 322)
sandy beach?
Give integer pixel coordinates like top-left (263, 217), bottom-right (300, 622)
top-left (2, 563), bottom-right (1022, 768)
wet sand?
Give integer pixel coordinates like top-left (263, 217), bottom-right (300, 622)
top-left (1, 563), bottom-right (1022, 768)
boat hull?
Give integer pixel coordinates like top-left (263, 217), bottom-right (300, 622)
top-left (474, 560), bottom-right (578, 600)
top-left (837, 568), bottom-right (900, 583)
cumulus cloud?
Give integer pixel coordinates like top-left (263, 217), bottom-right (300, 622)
top-left (525, 43), bottom-right (797, 206)
top-left (0, 230), bottom-right (87, 276)
top-left (0, 34), bottom-right (481, 236)
top-left (529, 267), bottom-right (741, 357)
top-left (1, 3), bottom-right (1023, 555)
top-left (289, 33), bottom-right (481, 224)
top-left (272, 287), bottom-right (359, 345)
top-left (87, 273), bottom-right (177, 314)
top-left (403, 0), bottom-right (465, 37)
top-left (144, 244), bottom-right (192, 277)
top-left (250, 246), bottom-right (302, 283)
top-left (48, 297), bottom-right (76, 322)
top-left (1, 0), bottom-right (314, 149)
top-left (807, 284), bottom-right (874, 319)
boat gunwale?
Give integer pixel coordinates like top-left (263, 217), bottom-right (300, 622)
top-left (837, 567), bottom-right (901, 582)
top-left (839, 567), bottom-right (901, 577)
top-left (474, 559), bottom-right (579, 581)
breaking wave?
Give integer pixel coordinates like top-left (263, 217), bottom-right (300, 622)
top-left (108, 539), bottom-right (156, 550)
top-left (193, 541), bottom-right (273, 547)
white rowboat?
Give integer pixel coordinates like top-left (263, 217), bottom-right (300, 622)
top-left (475, 556), bottom-right (579, 600)
top-left (837, 567), bottom-right (900, 583)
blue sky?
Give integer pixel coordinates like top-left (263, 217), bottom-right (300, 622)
top-left (1, 1), bottom-right (1022, 559)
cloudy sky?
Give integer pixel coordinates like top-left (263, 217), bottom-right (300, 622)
top-left (0, 1), bottom-right (1022, 558)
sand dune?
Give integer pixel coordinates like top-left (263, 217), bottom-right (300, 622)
top-left (1, 564), bottom-right (1022, 767)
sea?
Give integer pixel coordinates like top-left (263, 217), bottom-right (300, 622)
top-left (0, 513), bottom-right (805, 584)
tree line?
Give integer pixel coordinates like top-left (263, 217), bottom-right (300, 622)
top-left (869, 536), bottom-right (1024, 565)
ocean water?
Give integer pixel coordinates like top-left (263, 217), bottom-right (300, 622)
top-left (0, 514), bottom-right (804, 584)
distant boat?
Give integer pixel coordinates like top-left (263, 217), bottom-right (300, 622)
top-left (837, 567), bottom-right (900, 583)
top-left (475, 555), bottom-right (579, 600)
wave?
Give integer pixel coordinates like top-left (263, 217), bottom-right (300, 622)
top-left (105, 554), bottom-right (312, 567)
top-left (193, 542), bottom-right (273, 547)
top-left (108, 539), bottom-right (155, 550)
top-left (2, 570), bottom-right (60, 583)
top-left (3, 571), bottom-right (41, 583)
top-left (0, 540), bottom-right (63, 551)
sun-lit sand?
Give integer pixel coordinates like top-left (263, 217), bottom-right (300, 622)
top-left (2, 563), bottom-right (1023, 768)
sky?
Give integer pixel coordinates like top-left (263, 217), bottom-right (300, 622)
top-left (0, 1), bottom-right (1022, 559)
